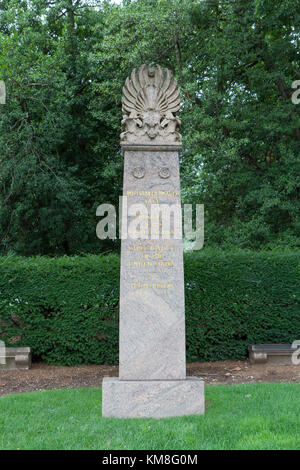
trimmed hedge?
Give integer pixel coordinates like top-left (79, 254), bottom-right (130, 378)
top-left (185, 250), bottom-right (300, 361)
top-left (0, 251), bottom-right (299, 365)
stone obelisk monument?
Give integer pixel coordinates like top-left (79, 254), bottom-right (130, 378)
top-left (102, 65), bottom-right (205, 418)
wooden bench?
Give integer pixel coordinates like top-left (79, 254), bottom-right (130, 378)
top-left (0, 347), bottom-right (31, 370)
top-left (248, 344), bottom-right (299, 366)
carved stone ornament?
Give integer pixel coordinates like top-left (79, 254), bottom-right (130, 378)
top-left (132, 166), bottom-right (145, 179)
top-left (159, 167), bottom-right (170, 179)
top-left (120, 65), bottom-right (182, 145)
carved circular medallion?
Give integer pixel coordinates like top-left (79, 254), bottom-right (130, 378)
top-left (159, 167), bottom-right (170, 179)
top-left (132, 166), bottom-right (145, 179)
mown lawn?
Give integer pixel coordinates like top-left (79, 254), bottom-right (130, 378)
top-left (0, 383), bottom-right (299, 450)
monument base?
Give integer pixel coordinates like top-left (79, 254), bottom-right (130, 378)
top-left (102, 377), bottom-right (205, 418)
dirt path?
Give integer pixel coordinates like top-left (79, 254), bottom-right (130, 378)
top-left (0, 360), bottom-right (299, 397)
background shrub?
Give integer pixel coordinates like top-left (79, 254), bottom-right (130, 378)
top-left (0, 250), bottom-right (299, 365)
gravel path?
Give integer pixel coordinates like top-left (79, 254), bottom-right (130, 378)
top-left (1, 360), bottom-right (300, 396)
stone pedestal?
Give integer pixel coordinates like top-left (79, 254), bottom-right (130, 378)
top-left (102, 65), bottom-right (204, 418)
top-left (102, 377), bottom-right (204, 418)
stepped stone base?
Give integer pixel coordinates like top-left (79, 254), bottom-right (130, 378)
top-left (102, 377), bottom-right (205, 418)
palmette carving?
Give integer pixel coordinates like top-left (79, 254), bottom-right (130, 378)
top-left (121, 65), bottom-right (182, 145)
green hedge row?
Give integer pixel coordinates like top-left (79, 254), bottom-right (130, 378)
top-left (0, 251), bottom-right (299, 365)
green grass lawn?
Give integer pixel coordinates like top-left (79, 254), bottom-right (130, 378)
top-left (1, 383), bottom-right (299, 450)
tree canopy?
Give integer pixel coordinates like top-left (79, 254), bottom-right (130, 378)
top-left (0, 0), bottom-right (299, 255)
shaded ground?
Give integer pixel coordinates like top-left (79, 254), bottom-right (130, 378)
top-left (1, 360), bottom-right (300, 396)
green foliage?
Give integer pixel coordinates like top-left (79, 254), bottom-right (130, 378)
top-left (0, 254), bottom-right (120, 365)
top-left (0, 0), bottom-right (122, 255)
top-left (0, 250), bottom-right (299, 365)
top-left (90, 0), bottom-right (300, 249)
top-left (0, 0), bottom-right (299, 254)
top-left (184, 249), bottom-right (300, 361)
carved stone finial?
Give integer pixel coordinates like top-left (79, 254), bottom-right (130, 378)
top-left (120, 65), bottom-right (182, 145)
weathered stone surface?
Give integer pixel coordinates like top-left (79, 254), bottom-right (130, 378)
top-left (102, 377), bottom-right (205, 418)
top-left (248, 344), bottom-right (300, 365)
top-left (119, 149), bottom-right (185, 380)
top-left (0, 347), bottom-right (31, 370)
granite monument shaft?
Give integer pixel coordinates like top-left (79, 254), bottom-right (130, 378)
top-left (102, 65), bottom-right (205, 418)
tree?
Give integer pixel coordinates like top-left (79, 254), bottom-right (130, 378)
top-left (0, 0), bottom-right (299, 254)
top-left (0, 0), bottom-right (121, 254)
